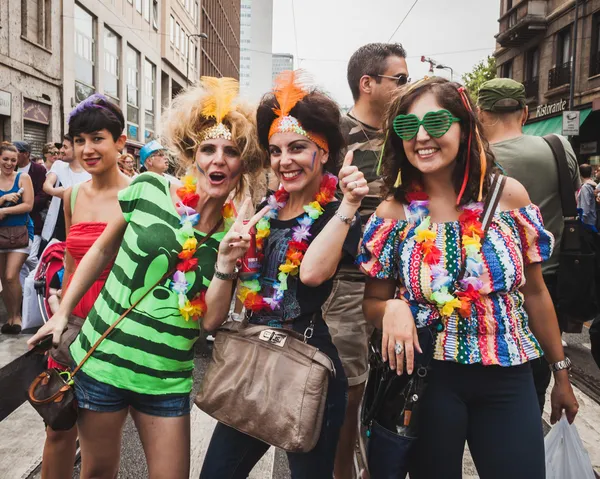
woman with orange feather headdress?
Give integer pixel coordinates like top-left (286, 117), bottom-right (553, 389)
top-left (28, 77), bottom-right (264, 479)
top-left (199, 70), bottom-right (369, 477)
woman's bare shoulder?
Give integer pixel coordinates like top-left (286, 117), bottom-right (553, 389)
top-left (375, 196), bottom-right (406, 221)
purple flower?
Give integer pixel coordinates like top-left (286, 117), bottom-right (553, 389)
top-left (460, 277), bottom-right (483, 290)
top-left (292, 224), bottom-right (312, 242)
top-left (171, 271), bottom-right (189, 295)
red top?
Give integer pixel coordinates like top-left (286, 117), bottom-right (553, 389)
top-left (48, 221), bottom-right (113, 370)
top-left (66, 222), bottom-right (113, 318)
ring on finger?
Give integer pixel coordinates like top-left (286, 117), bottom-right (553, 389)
top-left (394, 342), bottom-right (403, 355)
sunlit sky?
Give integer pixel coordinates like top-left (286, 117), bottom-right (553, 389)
top-left (272, 0), bottom-right (499, 108)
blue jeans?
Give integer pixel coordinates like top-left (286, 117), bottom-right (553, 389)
top-left (199, 376), bottom-right (348, 478)
top-left (74, 369), bottom-right (191, 417)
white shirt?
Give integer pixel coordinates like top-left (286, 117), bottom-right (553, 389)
top-left (17, 163), bottom-right (31, 175)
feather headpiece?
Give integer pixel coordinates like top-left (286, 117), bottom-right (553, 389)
top-left (200, 76), bottom-right (239, 141)
top-left (268, 70), bottom-right (329, 152)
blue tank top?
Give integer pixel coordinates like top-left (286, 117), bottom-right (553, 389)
top-left (0, 173), bottom-right (30, 230)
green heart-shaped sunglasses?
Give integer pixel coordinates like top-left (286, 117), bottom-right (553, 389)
top-left (393, 109), bottom-right (460, 141)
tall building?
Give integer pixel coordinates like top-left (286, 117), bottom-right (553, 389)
top-left (239, 0), bottom-right (273, 101)
top-left (494, 0), bottom-right (600, 162)
top-left (272, 53), bottom-right (294, 80)
top-left (200, 0), bottom-right (241, 79)
top-left (0, 0), bottom-right (63, 154)
top-left (62, 0), bottom-right (163, 155)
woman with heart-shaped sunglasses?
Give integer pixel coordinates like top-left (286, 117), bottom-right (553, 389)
top-left (358, 76), bottom-right (578, 478)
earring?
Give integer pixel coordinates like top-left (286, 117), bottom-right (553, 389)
top-left (394, 170), bottom-right (402, 188)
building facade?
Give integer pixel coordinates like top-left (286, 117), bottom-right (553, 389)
top-left (239, 0), bottom-right (273, 102)
top-left (495, 0), bottom-right (600, 162)
top-left (272, 53), bottom-right (293, 80)
top-left (62, 0), bottom-right (164, 156)
top-left (0, 0), bottom-right (63, 155)
top-left (200, 0), bottom-right (240, 79)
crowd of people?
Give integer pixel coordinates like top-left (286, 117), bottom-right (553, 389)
top-left (0, 41), bottom-right (581, 478)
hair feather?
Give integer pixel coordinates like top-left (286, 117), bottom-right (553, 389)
top-left (200, 77), bottom-right (239, 123)
top-left (272, 70), bottom-right (310, 118)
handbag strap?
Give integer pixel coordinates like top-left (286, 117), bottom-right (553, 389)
top-left (480, 174), bottom-right (506, 236)
top-left (71, 217), bottom-right (224, 377)
top-left (543, 134), bottom-right (578, 219)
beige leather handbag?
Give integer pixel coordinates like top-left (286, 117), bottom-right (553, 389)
top-left (195, 319), bottom-right (335, 452)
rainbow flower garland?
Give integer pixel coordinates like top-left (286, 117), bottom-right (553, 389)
top-left (170, 175), bottom-right (235, 321)
top-left (238, 173), bottom-right (338, 312)
top-left (405, 188), bottom-right (486, 319)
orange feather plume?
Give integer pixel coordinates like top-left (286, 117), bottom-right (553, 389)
top-left (272, 70), bottom-right (309, 118)
top-left (474, 125), bottom-right (487, 201)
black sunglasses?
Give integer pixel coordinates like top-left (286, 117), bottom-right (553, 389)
top-left (371, 73), bottom-right (411, 86)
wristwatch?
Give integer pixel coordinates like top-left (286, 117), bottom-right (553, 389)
top-left (549, 357), bottom-right (572, 373)
top-left (213, 262), bottom-right (239, 281)
top-left (335, 211), bottom-right (356, 226)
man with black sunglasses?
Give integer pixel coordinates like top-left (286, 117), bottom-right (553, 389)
top-left (321, 42), bottom-right (408, 479)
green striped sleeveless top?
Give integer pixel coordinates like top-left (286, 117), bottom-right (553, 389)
top-left (70, 173), bottom-right (225, 395)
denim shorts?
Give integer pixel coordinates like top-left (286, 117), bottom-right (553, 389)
top-left (74, 369), bottom-right (191, 417)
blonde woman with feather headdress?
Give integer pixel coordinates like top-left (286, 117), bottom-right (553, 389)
top-left (28, 77), bottom-right (265, 478)
top-left (200, 70), bottom-right (369, 478)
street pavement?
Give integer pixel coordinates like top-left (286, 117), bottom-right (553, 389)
top-left (1, 328), bottom-right (599, 478)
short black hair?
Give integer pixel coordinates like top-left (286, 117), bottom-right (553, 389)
top-left (580, 163), bottom-right (593, 179)
top-left (68, 94), bottom-right (125, 141)
top-left (347, 43), bottom-right (407, 102)
top-left (256, 90), bottom-right (344, 174)
top-left (63, 134), bottom-right (72, 144)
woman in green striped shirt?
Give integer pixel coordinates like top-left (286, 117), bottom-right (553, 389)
top-left (29, 78), bottom-right (265, 479)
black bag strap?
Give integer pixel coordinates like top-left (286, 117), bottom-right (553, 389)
top-left (543, 134), bottom-right (578, 219)
top-left (480, 174), bottom-right (506, 236)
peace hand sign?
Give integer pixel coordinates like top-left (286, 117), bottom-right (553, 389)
top-left (217, 198), bottom-right (269, 272)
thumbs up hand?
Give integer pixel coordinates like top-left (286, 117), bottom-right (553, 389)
top-left (338, 150), bottom-right (368, 207)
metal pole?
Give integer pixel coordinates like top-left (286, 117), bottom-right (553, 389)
top-left (569, 0), bottom-right (580, 110)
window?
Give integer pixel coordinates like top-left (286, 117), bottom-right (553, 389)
top-left (103, 28), bottom-right (120, 101)
top-left (152, 0), bottom-right (158, 29)
top-left (591, 13), bottom-right (600, 76)
top-left (74, 4), bottom-right (95, 102)
top-left (170, 16), bottom-right (174, 43)
top-left (500, 60), bottom-right (513, 79)
top-left (144, 60), bottom-right (156, 140)
top-left (557, 27), bottom-right (572, 66)
top-left (126, 46), bottom-right (140, 140)
top-left (526, 48), bottom-right (539, 81)
top-left (143, 0), bottom-right (150, 21)
top-left (506, 0), bottom-right (512, 11)
top-left (135, 0), bottom-right (142, 14)
top-left (21, 0), bottom-right (52, 49)
top-left (185, 0), bottom-right (190, 12)
top-left (194, 1), bottom-right (198, 24)
top-left (175, 22), bottom-right (180, 49)
top-left (180, 28), bottom-right (185, 54)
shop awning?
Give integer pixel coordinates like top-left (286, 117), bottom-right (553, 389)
top-left (523, 108), bottom-right (592, 136)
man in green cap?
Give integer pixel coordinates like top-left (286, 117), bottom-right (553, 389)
top-left (478, 77), bottom-right (580, 412)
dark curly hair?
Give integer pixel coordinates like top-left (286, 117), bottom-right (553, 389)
top-left (381, 77), bottom-right (495, 205)
top-left (256, 90), bottom-right (344, 175)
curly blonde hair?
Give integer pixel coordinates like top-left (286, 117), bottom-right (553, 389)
top-left (160, 82), bottom-right (266, 200)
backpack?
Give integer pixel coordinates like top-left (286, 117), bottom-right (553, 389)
top-left (543, 135), bottom-right (599, 332)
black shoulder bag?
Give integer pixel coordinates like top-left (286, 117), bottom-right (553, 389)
top-left (543, 134), bottom-right (598, 332)
top-left (361, 175), bottom-right (506, 479)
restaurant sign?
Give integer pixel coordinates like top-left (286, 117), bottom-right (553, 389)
top-left (536, 99), bottom-right (567, 119)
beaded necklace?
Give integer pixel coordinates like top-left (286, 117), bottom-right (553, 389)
top-left (238, 173), bottom-right (338, 312)
top-left (170, 175), bottom-right (235, 321)
top-left (405, 189), bottom-right (485, 319)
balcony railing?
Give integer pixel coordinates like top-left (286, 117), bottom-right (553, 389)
top-left (548, 63), bottom-right (571, 90)
top-left (523, 76), bottom-right (539, 99)
top-left (496, 0), bottom-right (548, 48)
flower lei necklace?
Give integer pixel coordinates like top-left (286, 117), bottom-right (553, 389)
top-left (238, 173), bottom-right (338, 312)
top-left (405, 187), bottom-right (486, 319)
top-left (170, 175), bottom-right (235, 321)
